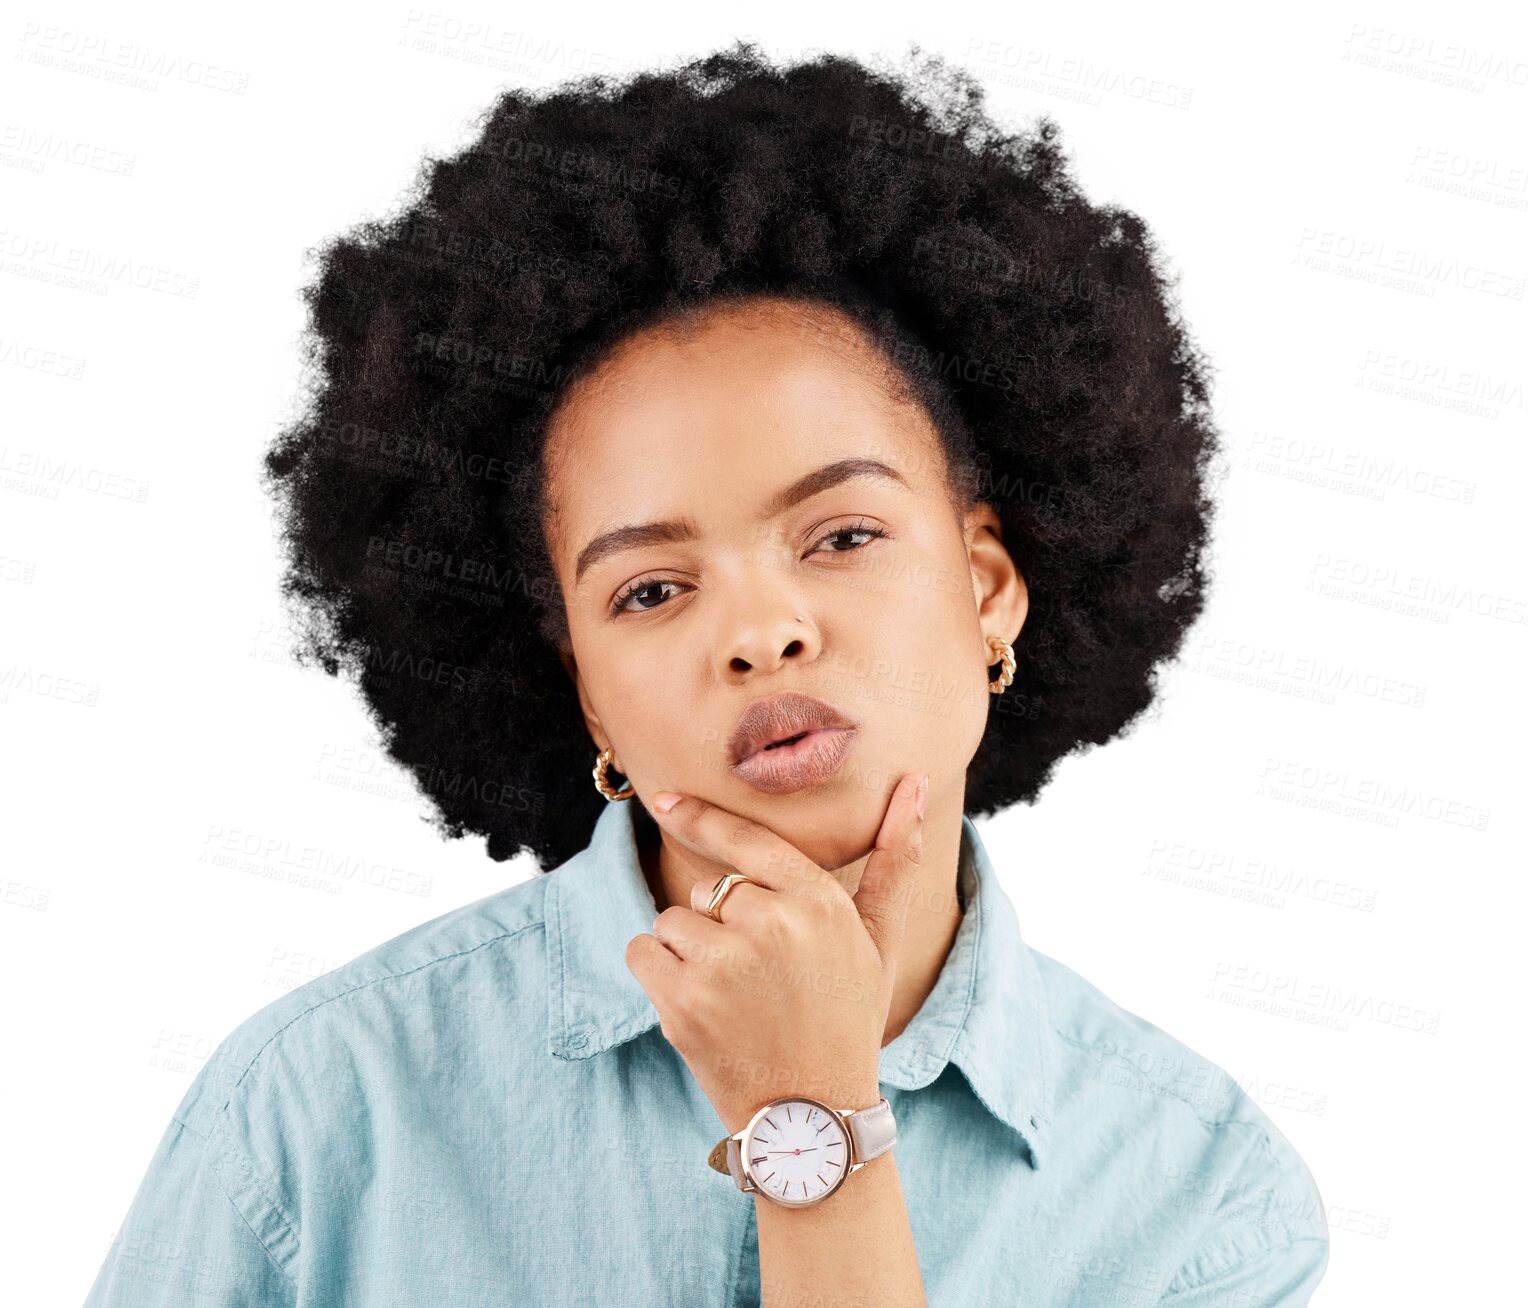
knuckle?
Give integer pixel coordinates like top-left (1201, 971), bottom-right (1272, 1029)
top-left (679, 798), bottom-right (710, 835)
top-left (773, 848), bottom-right (808, 883)
top-left (659, 999), bottom-right (696, 1045)
top-left (686, 985), bottom-right (723, 1029)
top-left (815, 880), bottom-right (851, 913)
top-left (760, 907), bottom-right (793, 952)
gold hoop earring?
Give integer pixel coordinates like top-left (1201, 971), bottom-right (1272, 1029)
top-left (593, 746), bottom-right (635, 801)
top-left (987, 635), bottom-right (1016, 695)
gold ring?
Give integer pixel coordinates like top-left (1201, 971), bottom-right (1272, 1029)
top-left (704, 873), bottom-right (755, 923)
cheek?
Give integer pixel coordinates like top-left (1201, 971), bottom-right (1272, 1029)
top-left (852, 587), bottom-right (986, 760)
top-left (600, 646), bottom-right (725, 783)
top-left (613, 655), bottom-right (673, 724)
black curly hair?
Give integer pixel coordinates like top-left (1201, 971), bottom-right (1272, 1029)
top-left (260, 40), bottom-right (1222, 873)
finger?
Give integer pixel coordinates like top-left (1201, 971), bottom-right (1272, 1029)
top-left (851, 771), bottom-right (926, 965)
top-left (647, 793), bottom-right (843, 905)
top-left (624, 930), bottom-right (690, 996)
top-left (690, 873), bottom-right (774, 921)
top-left (653, 904), bottom-right (736, 966)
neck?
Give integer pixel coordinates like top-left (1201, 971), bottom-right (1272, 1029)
top-left (635, 801), bottom-right (966, 1049)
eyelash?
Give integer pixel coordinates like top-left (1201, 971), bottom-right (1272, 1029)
top-left (608, 519), bottom-right (889, 618)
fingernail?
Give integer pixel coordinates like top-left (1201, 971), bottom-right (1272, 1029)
top-left (652, 792), bottom-right (683, 814)
top-left (915, 774), bottom-right (928, 821)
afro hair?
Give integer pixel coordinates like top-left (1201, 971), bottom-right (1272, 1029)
top-left (261, 40), bottom-right (1222, 872)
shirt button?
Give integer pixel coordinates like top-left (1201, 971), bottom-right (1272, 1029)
top-left (567, 1031), bottom-right (589, 1050)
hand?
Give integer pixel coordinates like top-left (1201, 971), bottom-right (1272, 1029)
top-left (624, 771), bottom-right (928, 1136)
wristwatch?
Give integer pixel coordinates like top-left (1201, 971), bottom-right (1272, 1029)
top-left (707, 1094), bottom-right (897, 1208)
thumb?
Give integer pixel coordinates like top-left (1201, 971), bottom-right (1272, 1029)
top-left (851, 771), bottom-right (926, 965)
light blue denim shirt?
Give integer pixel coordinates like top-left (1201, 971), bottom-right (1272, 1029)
top-left (84, 799), bottom-right (1329, 1306)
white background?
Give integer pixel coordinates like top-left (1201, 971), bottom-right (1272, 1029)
top-left (3, 3), bottom-right (1523, 1303)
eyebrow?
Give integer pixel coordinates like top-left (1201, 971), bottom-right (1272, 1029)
top-left (573, 457), bottom-right (909, 587)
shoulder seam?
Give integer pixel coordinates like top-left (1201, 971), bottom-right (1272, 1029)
top-left (1050, 1026), bottom-right (1264, 1136)
top-left (1162, 1233), bottom-right (1329, 1299)
top-left (1254, 1125), bottom-right (1299, 1244)
top-left (226, 918), bottom-right (544, 1099)
top-left (206, 1111), bottom-right (302, 1293)
top-left (170, 1109), bottom-right (210, 1142)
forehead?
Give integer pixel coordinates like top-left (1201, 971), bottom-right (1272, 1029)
top-left (542, 299), bottom-right (939, 565)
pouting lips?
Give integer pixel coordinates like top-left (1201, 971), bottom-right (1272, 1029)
top-left (730, 720), bottom-right (859, 794)
top-left (727, 690), bottom-right (859, 767)
top-left (762, 732), bottom-right (810, 750)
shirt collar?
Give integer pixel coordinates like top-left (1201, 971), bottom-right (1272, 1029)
top-left (545, 799), bottom-right (1050, 1169)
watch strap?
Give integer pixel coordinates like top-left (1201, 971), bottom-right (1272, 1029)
top-left (724, 1134), bottom-right (748, 1189)
top-left (845, 1096), bottom-right (897, 1164)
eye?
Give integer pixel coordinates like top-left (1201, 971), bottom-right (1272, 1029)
top-left (609, 575), bottom-right (683, 617)
top-left (608, 519), bottom-right (888, 618)
top-left (806, 518), bottom-right (887, 557)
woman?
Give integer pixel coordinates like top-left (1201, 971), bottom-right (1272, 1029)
top-left (84, 42), bottom-right (1328, 1307)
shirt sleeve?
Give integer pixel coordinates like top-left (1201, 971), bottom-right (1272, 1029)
top-left (81, 1108), bottom-right (297, 1307)
top-left (1157, 1234), bottom-right (1330, 1307)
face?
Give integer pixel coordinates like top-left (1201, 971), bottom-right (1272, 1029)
top-left (542, 296), bottom-right (1027, 872)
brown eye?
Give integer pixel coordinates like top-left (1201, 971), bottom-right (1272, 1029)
top-left (610, 577), bottom-right (684, 617)
top-left (608, 520), bottom-right (887, 619)
top-left (807, 520), bottom-right (887, 555)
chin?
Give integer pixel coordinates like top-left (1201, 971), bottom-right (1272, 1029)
top-left (767, 809), bottom-right (877, 874)
top-left (719, 776), bottom-right (890, 871)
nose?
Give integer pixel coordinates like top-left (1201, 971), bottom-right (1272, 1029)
top-left (720, 609), bottom-right (817, 678)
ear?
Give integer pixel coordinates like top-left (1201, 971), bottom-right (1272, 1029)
top-left (964, 500), bottom-right (1028, 650)
top-left (560, 645), bottom-right (613, 755)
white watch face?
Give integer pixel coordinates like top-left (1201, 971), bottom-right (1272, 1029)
top-left (743, 1098), bottom-right (850, 1206)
